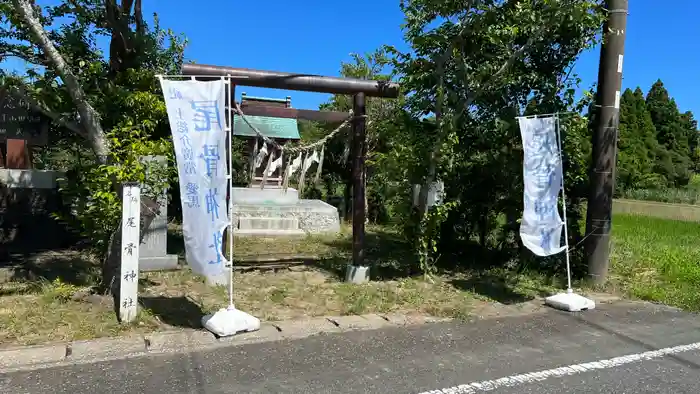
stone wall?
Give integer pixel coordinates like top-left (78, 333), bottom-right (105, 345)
top-left (0, 170), bottom-right (77, 260)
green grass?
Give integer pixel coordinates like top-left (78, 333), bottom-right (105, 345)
top-left (619, 188), bottom-right (700, 205)
top-left (609, 214), bottom-right (700, 311)
top-left (18, 214), bottom-right (700, 347)
top-left (1, 224), bottom-right (558, 347)
top-left (617, 174), bottom-right (700, 205)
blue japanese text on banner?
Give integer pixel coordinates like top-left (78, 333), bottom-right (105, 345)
top-left (517, 116), bottom-right (567, 257)
top-left (160, 79), bottom-right (229, 276)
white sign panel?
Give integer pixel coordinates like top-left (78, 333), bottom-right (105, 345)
top-left (160, 79), bottom-right (229, 277)
top-left (120, 183), bottom-right (140, 323)
top-left (412, 182), bottom-right (445, 208)
top-left (517, 116), bottom-right (567, 257)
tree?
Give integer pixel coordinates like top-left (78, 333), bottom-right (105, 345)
top-left (4, 0), bottom-right (108, 160)
top-left (645, 80), bottom-right (693, 186)
top-left (388, 0), bottom-right (605, 274)
top-left (319, 48), bottom-right (405, 223)
top-left (611, 81), bottom-right (700, 191)
top-left (1, 0), bottom-right (186, 295)
top-left (321, 48), bottom-right (401, 220)
top-left (679, 110), bottom-right (700, 172)
top-left (616, 88), bottom-right (663, 189)
top-left (393, 0), bottom-right (603, 214)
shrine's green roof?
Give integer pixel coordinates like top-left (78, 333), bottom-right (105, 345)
top-left (232, 115), bottom-right (300, 140)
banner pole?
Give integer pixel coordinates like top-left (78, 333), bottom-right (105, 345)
top-left (160, 75), bottom-right (260, 335)
top-left (555, 114), bottom-right (573, 293)
top-left (226, 75), bottom-right (235, 308)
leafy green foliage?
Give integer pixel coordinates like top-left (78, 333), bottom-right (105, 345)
top-left (54, 128), bottom-right (174, 256)
top-left (415, 200), bottom-right (459, 279)
top-left (1, 1), bottom-right (187, 262)
top-left (645, 80), bottom-right (697, 187)
top-left (616, 88), bottom-right (664, 189)
top-left (616, 81), bottom-right (699, 192)
top-left (316, 48), bottom-right (408, 221)
top-left (305, 1), bottom-right (610, 279)
top-left (383, 0), bottom-right (605, 277)
top-left (618, 187), bottom-right (700, 205)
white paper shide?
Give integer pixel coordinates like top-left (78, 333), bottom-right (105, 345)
top-left (518, 116), bottom-right (567, 257)
top-left (159, 79), bottom-right (230, 277)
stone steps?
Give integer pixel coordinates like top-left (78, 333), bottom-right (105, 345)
top-left (238, 217), bottom-right (299, 231)
top-left (231, 186), bottom-right (299, 205)
top-left (233, 229), bottom-right (307, 237)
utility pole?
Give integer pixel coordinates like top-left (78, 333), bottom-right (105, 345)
top-left (585, 0), bottom-right (629, 285)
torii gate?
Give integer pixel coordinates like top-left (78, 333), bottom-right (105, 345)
top-left (181, 63), bottom-right (400, 281)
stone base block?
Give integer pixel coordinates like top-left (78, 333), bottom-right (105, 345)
top-left (345, 265), bottom-right (370, 284)
top-left (233, 199), bottom-right (340, 235)
top-left (238, 217), bottom-right (299, 231)
top-left (234, 229), bottom-right (307, 237)
top-left (139, 255), bottom-right (180, 272)
top-left (231, 187), bottom-right (299, 205)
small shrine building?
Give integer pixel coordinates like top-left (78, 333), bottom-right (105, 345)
top-left (232, 93), bottom-right (300, 187)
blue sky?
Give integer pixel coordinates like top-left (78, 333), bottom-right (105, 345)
top-left (6, 1), bottom-right (700, 117)
top-left (147, 0), bottom-right (698, 116)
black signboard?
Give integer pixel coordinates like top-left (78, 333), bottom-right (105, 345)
top-left (0, 90), bottom-right (49, 146)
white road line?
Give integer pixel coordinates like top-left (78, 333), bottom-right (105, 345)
top-left (418, 341), bottom-right (700, 394)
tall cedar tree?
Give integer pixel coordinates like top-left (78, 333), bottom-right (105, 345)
top-left (645, 80), bottom-right (694, 187)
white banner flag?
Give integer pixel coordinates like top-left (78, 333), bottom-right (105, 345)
top-left (518, 116), bottom-right (567, 256)
top-left (160, 79), bottom-right (229, 276)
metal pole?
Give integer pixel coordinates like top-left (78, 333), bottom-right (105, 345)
top-left (556, 115), bottom-right (573, 293)
top-left (226, 77), bottom-right (235, 308)
top-left (585, 0), bottom-right (628, 285)
top-left (351, 93), bottom-right (367, 274)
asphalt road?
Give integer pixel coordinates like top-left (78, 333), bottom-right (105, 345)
top-left (2, 301), bottom-right (700, 393)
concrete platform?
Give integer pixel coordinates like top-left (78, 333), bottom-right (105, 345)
top-left (139, 255), bottom-right (180, 272)
top-left (233, 229), bottom-right (308, 237)
top-left (238, 217), bottom-right (299, 231)
top-left (233, 199), bottom-right (340, 234)
top-left (231, 186), bottom-right (299, 205)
